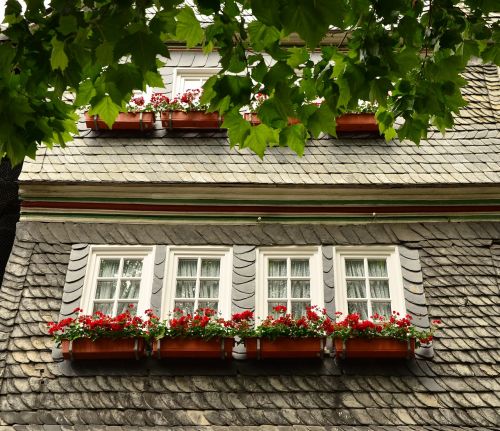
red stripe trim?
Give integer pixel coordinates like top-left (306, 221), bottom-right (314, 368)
top-left (21, 200), bottom-right (500, 215)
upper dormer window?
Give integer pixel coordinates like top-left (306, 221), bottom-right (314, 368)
top-left (173, 68), bottom-right (220, 96)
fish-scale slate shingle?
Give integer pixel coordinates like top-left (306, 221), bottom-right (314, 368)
top-left (19, 64), bottom-right (500, 186)
top-left (1, 221), bottom-right (500, 428)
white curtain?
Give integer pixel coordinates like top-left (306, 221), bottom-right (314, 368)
top-left (201, 259), bottom-right (220, 277)
top-left (98, 259), bottom-right (120, 277)
top-left (291, 259), bottom-right (309, 277)
top-left (120, 280), bottom-right (140, 299)
top-left (348, 301), bottom-right (368, 319)
top-left (268, 279), bottom-right (286, 298)
top-left (346, 280), bottom-right (366, 298)
top-left (176, 280), bottom-right (196, 298)
top-left (199, 280), bottom-right (219, 298)
top-left (370, 280), bottom-right (390, 298)
top-left (368, 259), bottom-right (387, 277)
top-left (291, 280), bottom-right (310, 298)
top-left (372, 302), bottom-right (391, 317)
top-left (345, 259), bottom-right (364, 277)
top-left (92, 302), bottom-right (113, 315)
top-left (291, 301), bottom-right (308, 318)
top-left (123, 259), bottom-right (143, 277)
top-left (177, 259), bottom-right (197, 277)
top-left (95, 280), bottom-right (116, 299)
top-left (268, 259), bottom-right (286, 277)
top-left (174, 301), bottom-right (195, 315)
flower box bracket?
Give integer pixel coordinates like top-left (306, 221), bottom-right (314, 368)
top-left (334, 337), bottom-right (415, 360)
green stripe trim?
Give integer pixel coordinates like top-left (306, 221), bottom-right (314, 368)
top-left (20, 211), bottom-right (500, 223)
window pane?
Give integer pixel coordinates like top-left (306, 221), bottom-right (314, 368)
top-left (268, 259), bottom-right (286, 277)
top-left (174, 301), bottom-right (195, 315)
top-left (268, 279), bottom-right (286, 298)
top-left (177, 259), bottom-right (197, 277)
top-left (291, 259), bottom-right (309, 277)
top-left (346, 280), bottom-right (366, 298)
top-left (98, 259), bottom-right (120, 277)
top-left (291, 301), bottom-right (309, 318)
top-left (372, 301), bottom-right (392, 318)
top-left (95, 280), bottom-right (116, 299)
top-left (201, 259), bottom-right (220, 277)
top-left (93, 302), bottom-right (113, 315)
top-left (291, 280), bottom-right (310, 298)
top-left (370, 280), bottom-right (390, 298)
top-left (348, 301), bottom-right (368, 319)
top-left (198, 301), bottom-right (218, 311)
top-left (199, 280), bottom-right (219, 298)
top-left (345, 259), bottom-right (364, 277)
top-left (368, 259), bottom-right (388, 277)
top-left (117, 302), bottom-right (137, 316)
top-left (268, 301), bottom-right (287, 317)
top-left (122, 259), bottom-right (143, 277)
top-left (175, 280), bottom-right (196, 298)
top-left (119, 280), bottom-right (141, 299)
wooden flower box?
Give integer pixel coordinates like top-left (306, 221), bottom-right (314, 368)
top-left (334, 337), bottom-right (415, 359)
top-left (61, 338), bottom-right (145, 360)
top-left (84, 112), bottom-right (155, 131)
top-left (161, 111), bottom-right (222, 129)
top-left (153, 337), bottom-right (234, 360)
top-left (336, 113), bottom-right (378, 133)
top-left (244, 337), bottom-right (325, 359)
top-left (244, 113), bottom-right (300, 126)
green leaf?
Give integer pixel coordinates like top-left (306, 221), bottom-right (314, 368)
top-left (286, 47), bottom-right (309, 68)
top-left (96, 42), bottom-right (114, 65)
top-left (222, 110), bottom-right (251, 147)
top-left (248, 21), bottom-right (281, 51)
top-left (74, 79), bottom-right (97, 107)
top-left (58, 15), bottom-right (77, 35)
top-left (280, 123), bottom-right (308, 156)
top-left (50, 37), bottom-right (69, 71)
top-left (307, 104), bottom-right (336, 138)
top-left (88, 96), bottom-right (121, 128)
top-left (243, 124), bottom-right (280, 158)
top-left (175, 7), bottom-right (204, 48)
top-left (258, 99), bottom-right (288, 128)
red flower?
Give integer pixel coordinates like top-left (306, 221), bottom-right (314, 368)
top-left (273, 305), bottom-right (287, 314)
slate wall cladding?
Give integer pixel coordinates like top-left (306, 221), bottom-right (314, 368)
top-left (1, 221), bottom-right (499, 428)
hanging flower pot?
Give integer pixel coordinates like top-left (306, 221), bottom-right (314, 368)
top-left (84, 112), bottom-right (155, 131)
top-left (334, 337), bottom-right (415, 359)
top-left (153, 337), bottom-right (234, 360)
top-left (336, 113), bottom-right (378, 133)
top-left (244, 337), bottom-right (325, 359)
top-left (161, 111), bottom-right (223, 129)
top-left (61, 338), bottom-right (145, 360)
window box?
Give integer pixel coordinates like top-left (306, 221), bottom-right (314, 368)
top-left (243, 113), bottom-right (300, 126)
top-left (153, 337), bottom-right (234, 359)
top-left (336, 113), bottom-right (378, 133)
top-left (160, 111), bottom-right (222, 129)
top-left (244, 337), bottom-right (325, 359)
top-left (61, 337), bottom-right (145, 360)
top-left (334, 337), bottom-right (415, 359)
top-left (84, 112), bottom-right (155, 131)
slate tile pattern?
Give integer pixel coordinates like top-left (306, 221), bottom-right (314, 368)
top-left (20, 64), bottom-right (500, 186)
top-left (1, 221), bottom-right (499, 428)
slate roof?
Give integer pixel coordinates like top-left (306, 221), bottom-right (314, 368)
top-left (1, 220), bottom-right (499, 427)
top-left (19, 64), bottom-right (500, 187)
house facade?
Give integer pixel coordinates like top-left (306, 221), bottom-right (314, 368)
top-left (0, 51), bottom-right (499, 428)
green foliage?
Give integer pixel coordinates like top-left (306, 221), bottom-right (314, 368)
top-left (1, 0), bottom-right (499, 164)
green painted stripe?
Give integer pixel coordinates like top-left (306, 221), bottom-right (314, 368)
top-left (20, 211), bottom-right (500, 223)
top-left (21, 195), bottom-right (500, 207)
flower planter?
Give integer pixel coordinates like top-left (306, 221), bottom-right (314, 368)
top-left (153, 337), bottom-right (234, 360)
top-left (336, 113), bottom-right (378, 133)
top-left (161, 111), bottom-right (223, 129)
top-left (244, 113), bottom-right (300, 126)
top-left (84, 112), bottom-right (155, 131)
top-left (61, 338), bottom-right (145, 360)
top-left (244, 337), bottom-right (325, 359)
top-left (334, 337), bottom-right (415, 359)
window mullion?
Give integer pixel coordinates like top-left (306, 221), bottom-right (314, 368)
top-left (287, 257), bottom-right (291, 312)
top-left (194, 257), bottom-right (201, 311)
top-left (364, 258), bottom-right (371, 319)
top-left (114, 258), bottom-right (124, 316)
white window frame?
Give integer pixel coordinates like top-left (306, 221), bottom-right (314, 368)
top-left (334, 246), bottom-right (406, 319)
top-left (172, 68), bottom-right (220, 96)
top-left (256, 246), bottom-right (324, 322)
top-left (162, 246), bottom-right (233, 319)
top-left (80, 245), bottom-right (156, 317)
